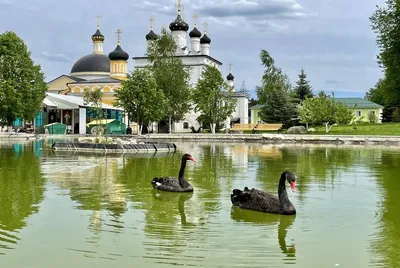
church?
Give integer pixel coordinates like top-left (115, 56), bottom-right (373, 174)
top-left (46, 1), bottom-right (249, 133)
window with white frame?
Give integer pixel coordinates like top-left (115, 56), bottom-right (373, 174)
top-left (369, 110), bottom-right (376, 115)
top-left (355, 110), bottom-right (362, 117)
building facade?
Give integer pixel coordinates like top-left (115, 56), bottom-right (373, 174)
top-left (46, 2), bottom-right (249, 133)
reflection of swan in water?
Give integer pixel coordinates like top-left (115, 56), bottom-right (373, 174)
top-left (230, 207), bottom-right (296, 258)
top-left (152, 191), bottom-right (194, 226)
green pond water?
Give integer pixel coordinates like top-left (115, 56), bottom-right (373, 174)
top-left (0, 140), bottom-right (399, 267)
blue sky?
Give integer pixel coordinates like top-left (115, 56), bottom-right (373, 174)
top-left (0, 0), bottom-right (386, 99)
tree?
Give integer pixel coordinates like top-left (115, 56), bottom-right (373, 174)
top-left (0, 31), bottom-right (47, 126)
top-left (83, 87), bottom-right (105, 136)
top-left (293, 68), bottom-right (313, 102)
top-left (115, 68), bottom-right (165, 135)
top-left (256, 49), bottom-right (291, 105)
top-left (146, 28), bottom-right (191, 133)
top-left (298, 91), bottom-right (354, 133)
top-left (192, 65), bottom-right (236, 133)
top-left (365, 78), bottom-right (387, 106)
top-left (370, 0), bottom-right (400, 106)
top-left (255, 49), bottom-right (297, 125)
top-left (260, 81), bottom-right (296, 124)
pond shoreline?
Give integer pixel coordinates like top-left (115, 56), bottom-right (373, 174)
top-left (2, 133), bottom-right (400, 146)
top-left (137, 133), bottom-right (400, 146)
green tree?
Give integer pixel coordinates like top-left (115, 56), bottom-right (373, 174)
top-left (293, 68), bottom-right (313, 102)
top-left (370, 0), bottom-right (400, 106)
top-left (298, 91), bottom-right (354, 133)
top-left (83, 87), bottom-right (105, 136)
top-left (256, 49), bottom-right (291, 104)
top-left (192, 65), bottom-right (236, 133)
top-left (146, 28), bottom-right (191, 133)
top-left (115, 68), bottom-right (165, 135)
top-left (0, 31), bottom-right (47, 126)
top-left (255, 49), bottom-right (296, 124)
top-left (260, 81), bottom-right (296, 123)
top-left (365, 78), bottom-right (387, 106)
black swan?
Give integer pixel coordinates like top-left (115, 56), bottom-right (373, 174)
top-left (151, 153), bottom-right (195, 192)
top-left (230, 170), bottom-right (297, 215)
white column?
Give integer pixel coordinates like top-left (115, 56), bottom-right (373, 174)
top-left (124, 112), bottom-right (129, 125)
top-left (71, 109), bottom-right (75, 134)
top-left (79, 107), bottom-right (87, 134)
top-left (190, 37), bottom-right (200, 53)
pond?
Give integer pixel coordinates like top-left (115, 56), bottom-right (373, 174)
top-left (0, 139), bottom-right (399, 267)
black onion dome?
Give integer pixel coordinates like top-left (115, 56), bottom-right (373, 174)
top-left (227, 73), bottom-right (234, 80)
top-left (70, 54), bottom-right (110, 73)
top-left (145, 30), bottom-right (158, 40)
top-left (108, 44), bottom-right (129, 61)
top-left (169, 14), bottom-right (189, 31)
top-left (200, 34), bottom-right (211, 44)
top-left (189, 27), bottom-right (201, 38)
top-left (91, 29), bottom-right (104, 42)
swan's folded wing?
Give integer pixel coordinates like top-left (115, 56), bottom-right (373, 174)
top-left (153, 176), bottom-right (182, 191)
top-left (239, 190), bottom-right (281, 214)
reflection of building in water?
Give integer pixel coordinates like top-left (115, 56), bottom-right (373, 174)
top-left (41, 155), bottom-right (127, 233)
top-left (247, 144), bottom-right (282, 159)
top-left (176, 142), bottom-right (249, 169)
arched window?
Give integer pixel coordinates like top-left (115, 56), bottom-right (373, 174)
top-left (183, 122), bottom-right (189, 129)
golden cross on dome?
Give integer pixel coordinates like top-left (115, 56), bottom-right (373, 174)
top-left (177, 0), bottom-right (182, 14)
top-left (96, 15), bottom-right (101, 29)
top-left (116, 28), bottom-right (122, 44)
top-left (203, 20), bottom-right (208, 33)
top-left (149, 17), bottom-right (155, 30)
top-left (193, 14), bottom-right (199, 26)
top-left (229, 62), bottom-right (233, 73)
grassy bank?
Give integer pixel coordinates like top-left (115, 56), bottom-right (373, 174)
top-left (239, 123), bottom-right (400, 136)
top-left (311, 123), bottom-right (400, 136)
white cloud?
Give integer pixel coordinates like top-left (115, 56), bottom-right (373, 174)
top-left (40, 51), bottom-right (71, 63)
top-left (191, 0), bottom-right (305, 19)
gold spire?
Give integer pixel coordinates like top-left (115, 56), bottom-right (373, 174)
top-left (229, 62), bottom-right (232, 73)
top-left (149, 17), bottom-right (155, 30)
top-left (96, 15), bottom-right (101, 29)
top-left (177, 0), bottom-right (182, 15)
top-left (203, 20), bottom-right (208, 34)
top-left (193, 14), bottom-right (199, 27)
top-left (116, 28), bottom-right (122, 45)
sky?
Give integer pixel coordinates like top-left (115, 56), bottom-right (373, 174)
top-left (0, 0), bottom-right (387, 99)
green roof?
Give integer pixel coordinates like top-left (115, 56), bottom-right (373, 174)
top-left (334, 98), bottom-right (383, 109)
top-left (249, 104), bottom-right (262, 109)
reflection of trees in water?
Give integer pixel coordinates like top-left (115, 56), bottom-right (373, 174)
top-left (191, 144), bottom-right (239, 213)
top-left (255, 146), bottom-right (364, 202)
top-left (41, 154), bottom-right (128, 234)
top-left (230, 207), bottom-right (296, 261)
top-left (368, 151), bottom-right (400, 267)
top-left (0, 145), bottom-right (44, 254)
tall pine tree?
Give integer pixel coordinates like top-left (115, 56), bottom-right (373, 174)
top-left (293, 68), bottom-right (313, 102)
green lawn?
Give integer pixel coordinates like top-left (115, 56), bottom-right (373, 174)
top-left (310, 123), bottom-right (400, 136)
top-left (241, 123), bottom-right (400, 136)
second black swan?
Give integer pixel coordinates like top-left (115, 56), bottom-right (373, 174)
top-left (151, 153), bottom-right (195, 192)
top-left (230, 170), bottom-right (297, 215)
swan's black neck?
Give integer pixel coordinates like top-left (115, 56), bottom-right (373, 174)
top-left (178, 158), bottom-right (189, 187)
top-left (278, 172), bottom-right (295, 214)
top-left (278, 173), bottom-right (289, 203)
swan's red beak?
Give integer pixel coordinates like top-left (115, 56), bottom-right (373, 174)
top-left (189, 156), bottom-right (195, 162)
top-left (290, 181), bottom-right (296, 192)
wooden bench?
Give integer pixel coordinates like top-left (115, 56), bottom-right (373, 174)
top-left (229, 123), bottom-right (283, 134)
